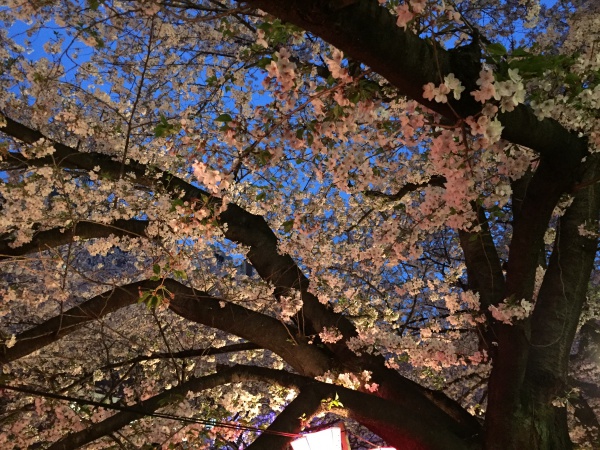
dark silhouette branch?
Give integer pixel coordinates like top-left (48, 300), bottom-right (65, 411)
top-left (37, 364), bottom-right (470, 450)
top-left (1, 279), bottom-right (331, 377)
top-left (238, 0), bottom-right (588, 171)
top-left (0, 114), bottom-right (481, 437)
top-left (0, 219), bottom-right (150, 260)
top-left (99, 342), bottom-right (263, 370)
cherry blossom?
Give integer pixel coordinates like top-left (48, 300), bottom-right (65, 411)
top-left (0, 1), bottom-right (598, 449)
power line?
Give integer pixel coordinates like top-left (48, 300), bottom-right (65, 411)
top-left (1, 383), bottom-right (390, 448)
top-left (0, 383), bottom-right (301, 438)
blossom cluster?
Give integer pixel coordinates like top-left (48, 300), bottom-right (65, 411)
top-left (489, 298), bottom-right (535, 325)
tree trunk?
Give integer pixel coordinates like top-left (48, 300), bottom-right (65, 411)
top-left (485, 155), bottom-right (600, 449)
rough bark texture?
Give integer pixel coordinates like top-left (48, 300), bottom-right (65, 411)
top-left (1, 116), bottom-right (481, 447)
top-left (0, 219), bottom-right (150, 260)
top-left (241, 0), bottom-right (588, 169)
top-left (2, 1), bottom-right (599, 448)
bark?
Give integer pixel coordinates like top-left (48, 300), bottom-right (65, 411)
top-left (458, 205), bottom-right (505, 310)
top-left (1, 279), bottom-right (330, 377)
top-left (518, 156), bottom-right (600, 450)
top-left (0, 219), bottom-right (149, 260)
top-left (1, 116), bottom-right (481, 441)
top-left (483, 158), bottom-right (579, 449)
top-left (239, 0), bottom-right (588, 171)
top-left (165, 279), bottom-right (333, 376)
top-left (458, 205), bottom-right (505, 356)
top-left (39, 364), bottom-right (470, 450)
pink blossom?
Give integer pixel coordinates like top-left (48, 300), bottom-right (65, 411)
top-left (423, 82), bottom-right (436, 101)
top-left (395, 4), bottom-right (414, 29)
top-left (471, 83), bottom-right (496, 103)
top-left (410, 0), bottom-right (427, 14)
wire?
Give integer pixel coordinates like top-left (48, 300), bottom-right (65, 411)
top-left (346, 429), bottom-right (383, 448)
top-left (1, 383), bottom-right (392, 447)
top-left (0, 383), bottom-right (301, 438)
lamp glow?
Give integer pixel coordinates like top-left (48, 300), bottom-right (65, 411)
top-left (290, 423), bottom-right (350, 450)
top-left (289, 422), bottom-right (397, 450)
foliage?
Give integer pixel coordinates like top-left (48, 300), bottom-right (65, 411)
top-left (0, 0), bottom-right (599, 449)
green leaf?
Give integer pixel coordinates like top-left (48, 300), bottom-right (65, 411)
top-left (170, 198), bottom-right (184, 212)
top-left (154, 114), bottom-right (178, 138)
top-left (257, 22), bottom-right (273, 32)
top-left (138, 292), bottom-right (151, 304)
top-left (153, 264), bottom-right (161, 275)
top-left (282, 219), bottom-right (294, 233)
top-left (215, 113), bottom-right (233, 123)
top-left (511, 47), bottom-right (531, 57)
top-left (508, 56), bottom-right (551, 77)
top-left (256, 57), bottom-right (273, 69)
top-left (256, 192), bottom-right (266, 201)
top-left (173, 270), bottom-right (187, 280)
top-left (487, 43), bottom-right (507, 57)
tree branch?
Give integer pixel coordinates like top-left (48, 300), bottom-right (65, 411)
top-left (246, 389), bottom-right (324, 450)
top-left (40, 364), bottom-right (470, 450)
top-left (1, 279), bottom-right (331, 376)
top-left (238, 0), bottom-right (588, 170)
top-left (457, 205), bottom-right (505, 310)
top-left (0, 280), bottom-right (147, 365)
top-left (99, 342), bottom-right (262, 370)
top-left (44, 365), bottom-right (295, 450)
top-left (0, 219), bottom-right (150, 260)
top-left (0, 115), bottom-right (480, 437)
top-left (364, 175), bottom-right (445, 200)
top-left (524, 154), bottom-right (600, 406)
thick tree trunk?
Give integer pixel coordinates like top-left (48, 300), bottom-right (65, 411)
top-left (485, 156), bottom-right (600, 449)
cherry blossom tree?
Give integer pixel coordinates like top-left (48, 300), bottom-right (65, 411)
top-left (0, 0), bottom-right (599, 449)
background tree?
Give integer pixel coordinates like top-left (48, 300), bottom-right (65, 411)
top-left (0, 0), bottom-right (599, 449)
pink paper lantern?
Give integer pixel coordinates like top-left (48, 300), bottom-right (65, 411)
top-left (290, 422), bottom-right (397, 450)
top-left (290, 423), bottom-right (350, 450)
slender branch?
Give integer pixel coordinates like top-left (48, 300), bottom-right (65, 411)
top-left (99, 342), bottom-right (262, 371)
top-left (238, 0), bottom-right (588, 170)
top-left (0, 280), bottom-right (146, 365)
top-left (246, 389), bottom-right (324, 450)
top-left (1, 278), bottom-right (331, 376)
top-left (0, 219), bottom-right (150, 260)
top-left (0, 114), bottom-right (480, 436)
top-left (457, 204), bottom-right (505, 310)
top-left (364, 175), bottom-right (445, 200)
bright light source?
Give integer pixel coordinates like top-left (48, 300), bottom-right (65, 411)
top-left (290, 423), bottom-right (350, 450)
top-left (289, 422), bottom-right (397, 450)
